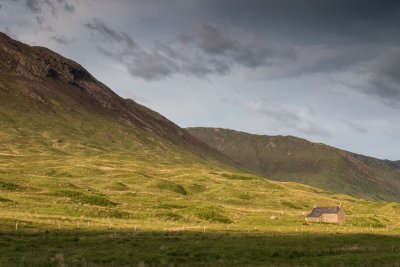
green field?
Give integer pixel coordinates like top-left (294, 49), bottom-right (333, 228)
top-left (1, 32), bottom-right (400, 266)
top-left (1, 228), bottom-right (400, 266)
top-left (2, 149), bottom-right (400, 266)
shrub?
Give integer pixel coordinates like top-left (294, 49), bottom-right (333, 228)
top-left (0, 197), bottom-right (11, 203)
top-left (152, 180), bottom-right (187, 195)
top-left (53, 190), bottom-right (116, 207)
top-left (195, 209), bottom-right (232, 224)
top-left (0, 180), bottom-right (22, 191)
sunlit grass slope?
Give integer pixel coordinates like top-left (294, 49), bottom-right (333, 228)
top-left (1, 32), bottom-right (400, 266)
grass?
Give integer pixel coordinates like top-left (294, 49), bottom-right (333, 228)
top-left (2, 154), bottom-right (400, 266)
top-left (187, 127), bottom-right (400, 202)
top-left (1, 68), bottom-right (400, 265)
top-left (0, 226), bottom-right (400, 266)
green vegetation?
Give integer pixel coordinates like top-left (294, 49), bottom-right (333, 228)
top-left (0, 180), bottom-right (23, 191)
top-left (150, 179), bottom-right (188, 195)
top-left (52, 190), bottom-right (116, 207)
top-left (1, 32), bottom-right (400, 266)
top-left (1, 228), bottom-right (400, 266)
top-left (187, 127), bottom-right (400, 202)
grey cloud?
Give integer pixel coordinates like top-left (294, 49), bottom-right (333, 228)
top-left (194, 24), bottom-right (296, 68)
top-left (57, 0), bottom-right (75, 14)
top-left (245, 101), bottom-right (331, 137)
top-left (86, 19), bottom-right (176, 80)
top-left (8, 0), bottom-right (75, 15)
top-left (51, 35), bottom-right (72, 45)
top-left (26, 0), bottom-right (41, 13)
top-left (210, 59), bottom-right (230, 75)
top-left (177, 32), bottom-right (194, 44)
top-left (85, 18), bottom-right (138, 50)
top-left (206, 0), bottom-right (400, 45)
top-left (197, 24), bottom-right (235, 55)
top-left (355, 48), bottom-right (400, 107)
top-left (35, 15), bottom-right (53, 31)
top-left (63, 3), bottom-right (75, 13)
top-left (85, 19), bottom-right (234, 80)
top-left (343, 120), bottom-right (368, 134)
top-left (127, 52), bottom-right (179, 81)
top-left (232, 42), bottom-right (296, 68)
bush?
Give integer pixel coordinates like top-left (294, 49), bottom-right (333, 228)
top-left (0, 180), bottom-right (22, 191)
top-left (195, 209), bottom-right (232, 224)
top-left (53, 190), bottom-right (116, 206)
top-left (152, 180), bottom-right (187, 195)
top-left (0, 197), bottom-right (11, 203)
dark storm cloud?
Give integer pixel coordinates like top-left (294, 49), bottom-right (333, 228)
top-left (197, 24), bottom-right (235, 55)
top-left (195, 24), bottom-right (296, 68)
top-left (360, 48), bottom-right (400, 107)
top-left (205, 0), bottom-right (400, 44)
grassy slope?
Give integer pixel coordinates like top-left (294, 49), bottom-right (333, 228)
top-left (187, 127), bottom-right (400, 202)
top-left (2, 90), bottom-right (400, 265)
top-left (1, 33), bottom-right (400, 265)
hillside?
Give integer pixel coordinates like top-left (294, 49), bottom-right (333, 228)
top-left (187, 127), bottom-right (400, 201)
top-left (0, 32), bottom-right (237, 166)
top-left (2, 33), bottom-right (400, 266)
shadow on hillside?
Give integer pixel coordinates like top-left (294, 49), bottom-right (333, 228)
top-left (0, 228), bottom-right (399, 266)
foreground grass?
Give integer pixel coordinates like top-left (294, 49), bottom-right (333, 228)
top-left (0, 226), bottom-right (400, 266)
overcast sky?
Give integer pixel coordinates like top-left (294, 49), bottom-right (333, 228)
top-left (1, 0), bottom-right (400, 160)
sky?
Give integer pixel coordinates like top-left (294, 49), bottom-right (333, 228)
top-left (1, 0), bottom-right (400, 160)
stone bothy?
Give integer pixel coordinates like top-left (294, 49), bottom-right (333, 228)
top-left (305, 206), bottom-right (345, 224)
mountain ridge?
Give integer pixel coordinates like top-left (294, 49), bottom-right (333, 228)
top-left (187, 127), bottom-right (400, 201)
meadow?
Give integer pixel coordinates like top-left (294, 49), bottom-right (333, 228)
top-left (2, 32), bottom-right (400, 266)
top-left (2, 149), bottom-right (400, 266)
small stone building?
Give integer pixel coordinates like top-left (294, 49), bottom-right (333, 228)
top-left (305, 206), bottom-right (345, 224)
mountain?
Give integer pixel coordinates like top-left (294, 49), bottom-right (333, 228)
top-left (3, 33), bottom-right (400, 266)
top-left (0, 32), bottom-right (368, 229)
top-left (187, 127), bottom-right (400, 201)
top-left (0, 32), bottom-right (234, 166)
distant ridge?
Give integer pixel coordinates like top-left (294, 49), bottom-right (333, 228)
top-left (187, 127), bottom-right (400, 201)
